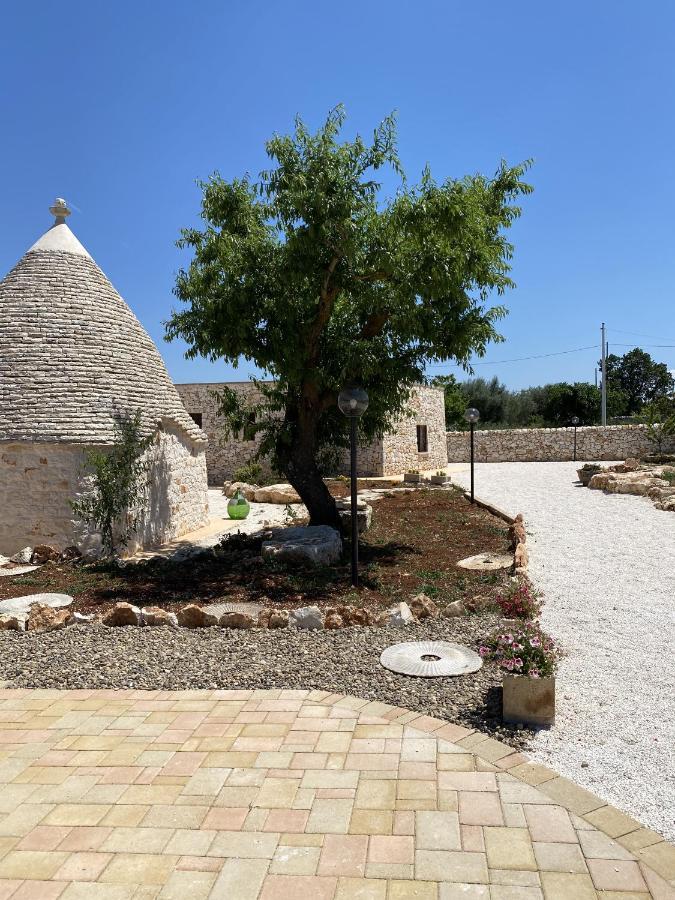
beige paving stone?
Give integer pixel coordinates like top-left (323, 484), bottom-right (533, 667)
top-left (617, 828), bottom-right (665, 853)
top-left (523, 805), bottom-right (577, 843)
top-left (259, 873), bottom-right (338, 899)
top-left (334, 876), bottom-right (387, 898)
top-left (483, 828), bottom-right (537, 871)
top-left (157, 869), bottom-right (216, 899)
top-left (209, 857), bottom-right (270, 899)
top-left (254, 777), bottom-right (300, 809)
top-left (415, 849), bottom-right (488, 883)
top-left (53, 850), bottom-right (113, 880)
top-left (587, 858), bottom-right (647, 892)
top-left (317, 834), bottom-right (368, 877)
top-left (635, 842), bottom-right (675, 882)
top-left (489, 887), bottom-right (543, 899)
top-left (584, 806), bottom-right (644, 839)
top-left (9, 882), bottom-right (68, 900)
top-left (139, 804), bottom-right (208, 829)
top-left (349, 809), bottom-right (393, 835)
top-left (388, 880), bottom-right (438, 898)
top-left (60, 885), bottom-right (137, 900)
top-left (17, 825), bottom-right (72, 851)
top-left (306, 799), bottom-right (354, 834)
top-left (536, 778), bottom-right (604, 817)
top-left (163, 827), bottom-right (216, 856)
top-left (539, 872), bottom-right (597, 899)
top-left (100, 827), bottom-right (174, 854)
top-left (355, 780), bottom-right (396, 810)
top-left (0, 849), bottom-right (69, 879)
top-left (532, 841), bottom-right (588, 873)
top-left (438, 885), bottom-right (489, 900)
top-left (44, 805), bottom-right (111, 827)
top-left (100, 806), bottom-right (147, 828)
top-left (489, 870), bottom-right (541, 886)
top-left (440, 772), bottom-right (497, 792)
top-left (270, 844), bottom-right (321, 875)
top-left (459, 792), bottom-right (504, 827)
top-left (415, 811), bottom-right (461, 851)
top-left (364, 862), bottom-right (414, 879)
top-left (98, 852), bottom-right (179, 885)
top-left (208, 830), bottom-right (280, 859)
top-left (578, 830), bottom-right (635, 860)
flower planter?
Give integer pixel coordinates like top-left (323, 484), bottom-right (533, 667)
top-left (577, 467), bottom-right (601, 486)
top-left (430, 475), bottom-right (450, 485)
top-left (502, 673), bottom-right (555, 727)
top-left (404, 473), bottom-right (422, 483)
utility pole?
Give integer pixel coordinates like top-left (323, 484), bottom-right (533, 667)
top-left (601, 322), bottom-right (607, 426)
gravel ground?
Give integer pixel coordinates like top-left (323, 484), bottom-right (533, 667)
top-left (454, 460), bottom-right (675, 841)
top-left (0, 616), bottom-right (535, 750)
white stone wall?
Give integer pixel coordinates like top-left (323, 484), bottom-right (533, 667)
top-left (446, 424), bottom-right (675, 463)
top-left (381, 386), bottom-right (448, 475)
top-left (0, 426), bottom-right (209, 557)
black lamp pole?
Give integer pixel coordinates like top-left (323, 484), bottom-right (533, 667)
top-left (349, 415), bottom-right (359, 586)
top-left (464, 408), bottom-right (480, 504)
top-left (572, 416), bottom-right (580, 462)
top-left (338, 387), bottom-right (369, 588)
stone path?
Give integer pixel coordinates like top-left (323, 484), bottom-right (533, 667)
top-left (452, 461), bottom-right (675, 843)
top-left (0, 688), bottom-right (673, 898)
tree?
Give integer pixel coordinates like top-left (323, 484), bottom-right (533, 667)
top-left (71, 410), bottom-right (153, 556)
top-left (458, 376), bottom-right (511, 425)
top-left (167, 107), bottom-right (532, 526)
top-left (603, 348), bottom-right (674, 415)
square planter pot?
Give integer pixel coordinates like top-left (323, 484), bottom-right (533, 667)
top-left (430, 475), bottom-right (450, 485)
top-left (404, 473), bottom-right (422, 483)
top-left (502, 674), bottom-right (555, 727)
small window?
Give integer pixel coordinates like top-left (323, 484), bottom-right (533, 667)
top-left (416, 424), bottom-right (428, 453)
top-left (189, 412), bottom-right (203, 428)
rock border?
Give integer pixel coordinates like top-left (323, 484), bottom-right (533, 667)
top-left (463, 491), bottom-right (529, 574)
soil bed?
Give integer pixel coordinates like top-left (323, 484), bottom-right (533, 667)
top-left (0, 488), bottom-right (513, 620)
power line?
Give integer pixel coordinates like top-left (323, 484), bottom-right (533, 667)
top-left (609, 328), bottom-right (675, 343)
top-left (427, 345), bottom-right (597, 369)
top-left (610, 343), bottom-right (675, 349)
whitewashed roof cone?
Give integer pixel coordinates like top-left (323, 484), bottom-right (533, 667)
top-left (0, 199), bottom-right (206, 445)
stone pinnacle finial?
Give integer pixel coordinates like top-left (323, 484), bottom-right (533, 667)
top-left (49, 198), bottom-right (71, 225)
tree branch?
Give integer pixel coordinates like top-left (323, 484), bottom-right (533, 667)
top-left (358, 310), bottom-right (390, 339)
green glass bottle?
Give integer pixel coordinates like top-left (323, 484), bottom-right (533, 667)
top-left (227, 489), bottom-right (250, 520)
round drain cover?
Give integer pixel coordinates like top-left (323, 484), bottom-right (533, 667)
top-left (380, 641), bottom-right (483, 677)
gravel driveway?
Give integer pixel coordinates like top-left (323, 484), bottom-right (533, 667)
top-left (453, 460), bottom-right (675, 842)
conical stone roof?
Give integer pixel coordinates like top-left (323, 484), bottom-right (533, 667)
top-left (0, 200), bottom-right (206, 445)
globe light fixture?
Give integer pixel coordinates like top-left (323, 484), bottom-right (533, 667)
top-left (464, 408), bottom-right (480, 503)
top-left (338, 386), bottom-right (369, 586)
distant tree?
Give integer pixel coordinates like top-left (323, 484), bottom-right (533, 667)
top-left (603, 348), bottom-right (674, 414)
top-left (458, 376), bottom-right (511, 425)
top-left (167, 107), bottom-right (532, 526)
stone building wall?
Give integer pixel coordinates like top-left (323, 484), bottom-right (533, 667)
top-left (176, 382), bottom-right (448, 482)
top-left (381, 386), bottom-right (448, 475)
top-left (445, 424), bottom-right (675, 463)
top-left (0, 425), bottom-right (209, 557)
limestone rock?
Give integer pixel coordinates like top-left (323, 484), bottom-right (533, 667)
top-left (409, 593), bottom-right (439, 620)
top-left (0, 615), bottom-right (23, 630)
top-left (220, 611), bottom-right (256, 629)
top-left (624, 458), bottom-right (640, 470)
top-left (336, 605), bottom-right (372, 626)
top-left (223, 481), bottom-right (258, 501)
top-left (31, 545), bottom-right (60, 565)
top-left (289, 606), bottom-right (324, 629)
top-left (509, 514), bottom-right (527, 549)
top-left (176, 604), bottom-right (218, 628)
top-left (0, 593), bottom-right (72, 626)
top-left (262, 526), bottom-right (342, 566)
top-left (68, 612), bottom-right (94, 626)
top-left (10, 547), bottom-right (33, 564)
top-left (254, 484), bottom-right (301, 504)
top-left (335, 499), bottom-right (373, 534)
top-left (385, 601), bottom-right (414, 626)
top-left (62, 546), bottom-right (82, 561)
top-left (268, 609), bottom-right (289, 629)
top-left (141, 606), bottom-right (178, 627)
top-left (443, 600), bottom-right (467, 617)
top-left (514, 542), bottom-right (528, 570)
top-left (457, 552), bottom-right (514, 571)
top-left (102, 602), bottom-right (142, 627)
top-left (324, 610), bottom-right (344, 629)
top-left (27, 605), bottom-right (71, 632)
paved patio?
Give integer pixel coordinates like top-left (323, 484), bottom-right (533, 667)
top-left (0, 690), bottom-right (673, 898)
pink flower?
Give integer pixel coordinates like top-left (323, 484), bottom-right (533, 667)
top-left (478, 646), bottom-right (490, 657)
top-left (503, 659), bottom-right (515, 671)
top-left (529, 668), bottom-right (540, 678)
top-left (530, 636), bottom-right (541, 647)
top-left (513, 658), bottom-right (523, 669)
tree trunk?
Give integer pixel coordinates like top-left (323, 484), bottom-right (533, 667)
top-left (278, 401), bottom-right (342, 531)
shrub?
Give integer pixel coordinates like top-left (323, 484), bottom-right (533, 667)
top-left (479, 622), bottom-right (559, 677)
top-left (494, 580), bottom-right (541, 619)
top-left (233, 460), bottom-right (263, 484)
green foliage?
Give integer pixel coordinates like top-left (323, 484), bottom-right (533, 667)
top-left (71, 410), bottom-right (153, 556)
top-left (480, 622), bottom-right (559, 678)
top-left (603, 348), bottom-right (675, 415)
top-left (644, 399), bottom-right (675, 455)
top-left (232, 460), bottom-right (263, 484)
top-left (432, 374), bottom-right (466, 427)
top-left (167, 106), bottom-right (532, 521)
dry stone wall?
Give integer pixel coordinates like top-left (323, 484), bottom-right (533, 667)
top-left (0, 425), bottom-right (209, 557)
top-left (446, 424), bottom-right (675, 463)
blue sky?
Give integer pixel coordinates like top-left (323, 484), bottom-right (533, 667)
top-left (2, 0), bottom-right (674, 390)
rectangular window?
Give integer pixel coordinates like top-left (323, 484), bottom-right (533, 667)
top-left (416, 424), bottom-right (428, 453)
top-left (189, 412), bottom-right (203, 428)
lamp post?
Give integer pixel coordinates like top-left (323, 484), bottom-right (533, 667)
top-left (338, 386), bottom-right (369, 586)
top-left (571, 416), bottom-right (580, 462)
top-left (464, 408), bottom-right (480, 503)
